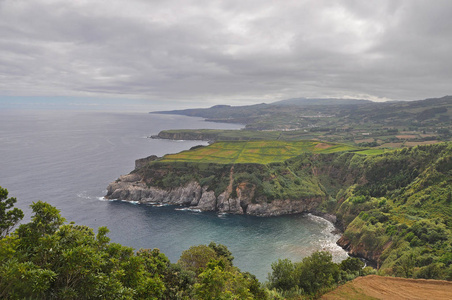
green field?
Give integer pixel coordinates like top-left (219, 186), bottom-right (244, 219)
top-left (160, 140), bottom-right (383, 164)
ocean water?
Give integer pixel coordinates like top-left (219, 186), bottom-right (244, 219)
top-left (0, 110), bottom-right (347, 281)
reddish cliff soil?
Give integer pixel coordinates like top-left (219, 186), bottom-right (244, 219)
top-left (322, 275), bottom-right (452, 300)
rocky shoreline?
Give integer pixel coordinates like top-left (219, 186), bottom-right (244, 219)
top-left (105, 154), bottom-right (380, 267)
top-left (105, 175), bottom-right (381, 267)
top-left (105, 173), bottom-right (324, 217)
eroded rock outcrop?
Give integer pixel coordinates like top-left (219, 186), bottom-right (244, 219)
top-left (247, 197), bottom-right (323, 217)
top-left (105, 172), bottom-right (324, 217)
top-left (135, 155), bottom-right (159, 169)
top-left (107, 175), bottom-right (203, 206)
top-left (336, 235), bottom-right (384, 268)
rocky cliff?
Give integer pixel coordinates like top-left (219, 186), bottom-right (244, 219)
top-left (135, 155), bottom-right (159, 169)
top-left (105, 172), bottom-right (324, 217)
top-left (106, 141), bottom-right (452, 277)
top-left (336, 235), bottom-right (381, 268)
top-left (151, 131), bottom-right (218, 141)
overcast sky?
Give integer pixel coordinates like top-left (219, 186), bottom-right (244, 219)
top-left (1, 0), bottom-right (452, 109)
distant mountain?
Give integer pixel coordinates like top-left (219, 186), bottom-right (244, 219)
top-left (152, 97), bottom-right (372, 116)
top-left (152, 96), bottom-right (452, 134)
top-left (271, 97), bottom-right (372, 106)
top-left (151, 97), bottom-right (375, 122)
top-left (152, 103), bottom-right (269, 124)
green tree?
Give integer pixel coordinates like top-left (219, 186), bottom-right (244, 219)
top-left (0, 191), bottom-right (272, 299)
top-left (339, 257), bottom-right (365, 274)
top-left (0, 259), bottom-right (56, 299)
top-left (1, 200), bottom-right (168, 299)
top-left (208, 242), bottom-right (234, 265)
top-left (295, 251), bottom-right (340, 296)
top-left (267, 258), bottom-right (297, 292)
top-left (0, 187), bottom-right (24, 238)
top-left (394, 253), bottom-right (416, 278)
top-left (178, 244), bottom-right (219, 275)
top-left (17, 200), bottom-right (65, 246)
top-left (192, 260), bottom-right (254, 300)
top-left (160, 263), bottom-right (195, 299)
top-left (414, 263), bottom-right (445, 279)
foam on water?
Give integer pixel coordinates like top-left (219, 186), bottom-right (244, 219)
top-left (174, 207), bottom-right (202, 212)
top-left (307, 214), bottom-right (348, 262)
top-left (77, 191), bottom-right (93, 200)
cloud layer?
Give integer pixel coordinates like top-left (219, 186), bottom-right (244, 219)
top-left (1, 0), bottom-right (451, 105)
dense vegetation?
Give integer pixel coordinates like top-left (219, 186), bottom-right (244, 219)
top-left (136, 140), bottom-right (381, 200)
top-left (267, 252), bottom-right (376, 298)
top-left (335, 143), bottom-right (452, 280)
top-left (153, 96), bottom-right (452, 147)
top-left (2, 142), bottom-right (451, 298)
top-left (0, 187), bottom-right (368, 299)
top-left (0, 188), bottom-right (264, 299)
top-left (136, 142), bottom-right (452, 283)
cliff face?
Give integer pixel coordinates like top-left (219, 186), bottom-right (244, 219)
top-left (336, 235), bottom-right (380, 268)
top-left (152, 131), bottom-right (217, 141)
top-left (135, 155), bottom-right (159, 169)
top-left (105, 173), bottom-right (324, 217)
top-left (106, 142), bottom-right (452, 276)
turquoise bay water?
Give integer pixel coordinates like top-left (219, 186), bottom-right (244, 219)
top-left (0, 110), bottom-right (348, 281)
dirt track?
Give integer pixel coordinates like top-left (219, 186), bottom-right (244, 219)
top-left (322, 275), bottom-right (452, 300)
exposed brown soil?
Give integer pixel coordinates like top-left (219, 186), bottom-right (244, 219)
top-left (378, 142), bottom-right (404, 148)
top-left (405, 140), bottom-right (439, 146)
top-left (314, 143), bottom-right (332, 150)
top-left (354, 138), bottom-right (374, 143)
top-left (396, 135), bottom-right (417, 139)
top-left (322, 275), bottom-right (452, 300)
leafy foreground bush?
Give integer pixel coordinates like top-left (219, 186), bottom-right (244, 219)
top-left (0, 191), bottom-right (270, 299)
top-left (267, 252), bottom-right (375, 299)
top-left (0, 186), bottom-right (370, 299)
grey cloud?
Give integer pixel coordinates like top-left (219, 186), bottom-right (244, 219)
top-left (0, 0), bottom-right (451, 105)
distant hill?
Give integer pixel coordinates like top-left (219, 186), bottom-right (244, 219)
top-left (152, 96), bottom-right (452, 145)
top-left (152, 96), bottom-right (451, 129)
top-left (152, 102), bottom-right (268, 123)
top-left (272, 97), bottom-right (372, 106)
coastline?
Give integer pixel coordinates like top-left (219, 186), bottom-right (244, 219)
top-left (310, 210), bottom-right (378, 268)
top-left (106, 166), bottom-right (377, 267)
top-left (107, 176), bottom-right (377, 268)
top-left (117, 114), bottom-right (380, 269)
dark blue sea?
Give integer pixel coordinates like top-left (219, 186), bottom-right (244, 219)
top-left (0, 110), bottom-right (347, 281)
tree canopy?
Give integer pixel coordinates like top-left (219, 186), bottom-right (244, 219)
top-left (0, 188), bottom-right (269, 299)
top-left (0, 187), bottom-right (24, 238)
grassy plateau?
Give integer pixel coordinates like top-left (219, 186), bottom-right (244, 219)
top-left (159, 140), bottom-right (383, 164)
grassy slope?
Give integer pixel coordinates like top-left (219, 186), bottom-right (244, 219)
top-left (335, 143), bottom-right (452, 279)
top-left (159, 140), bottom-right (380, 164)
top-left (138, 141), bottom-right (452, 279)
top-left (140, 140), bottom-right (368, 199)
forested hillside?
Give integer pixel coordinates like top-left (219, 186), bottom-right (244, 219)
top-left (128, 142), bottom-right (452, 281)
